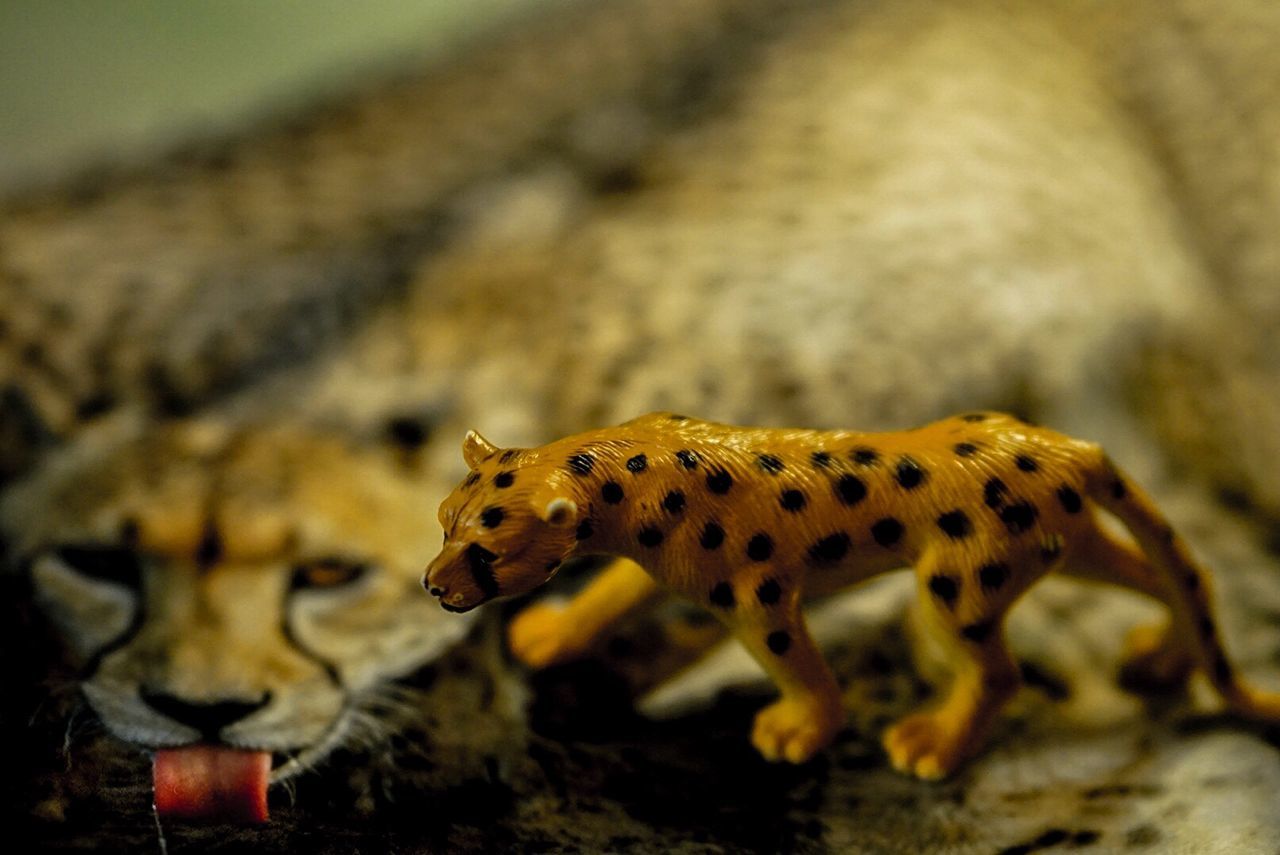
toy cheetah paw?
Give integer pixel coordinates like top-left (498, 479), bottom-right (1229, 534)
top-left (1118, 622), bottom-right (1194, 692)
top-left (508, 602), bottom-right (585, 669)
top-left (882, 711), bottom-right (976, 780)
top-left (751, 696), bottom-right (843, 764)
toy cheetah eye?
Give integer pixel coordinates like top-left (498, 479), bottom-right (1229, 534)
top-left (290, 558), bottom-right (369, 591)
top-left (52, 544), bottom-right (143, 590)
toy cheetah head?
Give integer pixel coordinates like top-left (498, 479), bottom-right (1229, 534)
top-left (424, 430), bottom-right (580, 613)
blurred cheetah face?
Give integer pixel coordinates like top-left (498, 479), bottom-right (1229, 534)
top-left (2, 418), bottom-right (475, 819)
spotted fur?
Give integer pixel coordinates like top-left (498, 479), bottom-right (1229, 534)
top-left (426, 411), bottom-right (1280, 778)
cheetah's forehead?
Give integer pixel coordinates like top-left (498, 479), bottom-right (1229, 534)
top-left (443, 456), bottom-right (547, 528)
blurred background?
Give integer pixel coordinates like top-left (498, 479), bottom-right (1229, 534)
top-left (0, 0), bottom-right (544, 191)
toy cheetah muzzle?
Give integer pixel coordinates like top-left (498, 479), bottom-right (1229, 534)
top-left (423, 539), bottom-right (499, 613)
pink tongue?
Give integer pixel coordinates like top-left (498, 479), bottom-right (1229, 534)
top-left (153, 746), bottom-right (271, 823)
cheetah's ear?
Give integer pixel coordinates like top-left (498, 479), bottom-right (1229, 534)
top-left (461, 430), bottom-right (499, 468)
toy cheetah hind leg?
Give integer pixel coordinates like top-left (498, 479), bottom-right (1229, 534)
top-left (1089, 458), bottom-right (1280, 721)
top-left (1059, 525), bottom-right (1197, 691)
top-left (508, 558), bottom-right (661, 669)
top-left (883, 557), bottom-right (1021, 780)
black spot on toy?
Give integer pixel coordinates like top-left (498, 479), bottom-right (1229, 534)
top-left (1000, 501), bottom-right (1038, 534)
top-left (675, 449), bottom-right (699, 470)
top-left (747, 533), bottom-right (774, 562)
top-left (767, 631), bottom-right (792, 655)
top-left (835, 474), bottom-right (867, 506)
top-left (937, 510), bottom-right (972, 539)
top-left (895, 456), bottom-right (928, 490)
top-left (961, 621), bottom-right (995, 643)
top-left (710, 582), bottom-right (735, 608)
top-left (979, 562), bottom-right (1008, 590)
top-left (780, 489), bottom-right (807, 512)
top-left (929, 574), bottom-right (960, 607)
top-left (871, 517), bottom-right (904, 547)
top-left (700, 522), bottom-right (725, 550)
top-left (984, 477), bottom-right (1008, 509)
top-left (757, 454), bottom-right (785, 474)
top-left (706, 468), bottom-right (734, 494)
top-left (1056, 485), bottom-right (1082, 513)
top-left (851, 447), bottom-right (879, 466)
top-left (663, 490), bottom-right (686, 513)
top-left (808, 532), bottom-right (851, 563)
top-left (638, 527), bottom-right (664, 547)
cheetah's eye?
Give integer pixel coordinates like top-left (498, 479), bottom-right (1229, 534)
top-left (290, 558), bottom-right (369, 591)
top-left (52, 544), bottom-right (143, 590)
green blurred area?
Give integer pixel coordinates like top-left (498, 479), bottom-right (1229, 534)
top-left (0, 0), bottom-right (546, 191)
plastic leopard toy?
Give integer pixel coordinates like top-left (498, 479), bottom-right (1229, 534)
top-left (423, 411), bottom-right (1280, 778)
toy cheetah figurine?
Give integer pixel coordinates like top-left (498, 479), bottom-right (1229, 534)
top-left (423, 411), bottom-right (1280, 778)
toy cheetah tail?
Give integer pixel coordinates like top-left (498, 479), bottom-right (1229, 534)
top-left (1086, 455), bottom-right (1280, 721)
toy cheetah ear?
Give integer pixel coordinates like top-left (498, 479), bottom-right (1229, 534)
top-left (461, 430), bottom-right (499, 468)
top-left (528, 477), bottom-right (578, 527)
top-left (538, 497), bottom-right (579, 528)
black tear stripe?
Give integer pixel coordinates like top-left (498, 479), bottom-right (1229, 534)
top-left (281, 568), bottom-right (347, 687)
top-left (81, 598), bottom-right (148, 682)
top-left (281, 613), bottom-right (344, 687)
top-left (466, 543), bottom-right (501, 600)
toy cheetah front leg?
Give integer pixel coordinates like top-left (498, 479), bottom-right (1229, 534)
top-left (883, 561), bottom-right (1021, 780)
top-left (720, 591), bottom-right (845, 764)
top-left (509, 558), bottom-right (661, 668)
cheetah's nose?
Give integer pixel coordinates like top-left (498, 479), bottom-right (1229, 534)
top-left (141, 690), bottom-right (272, 740)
